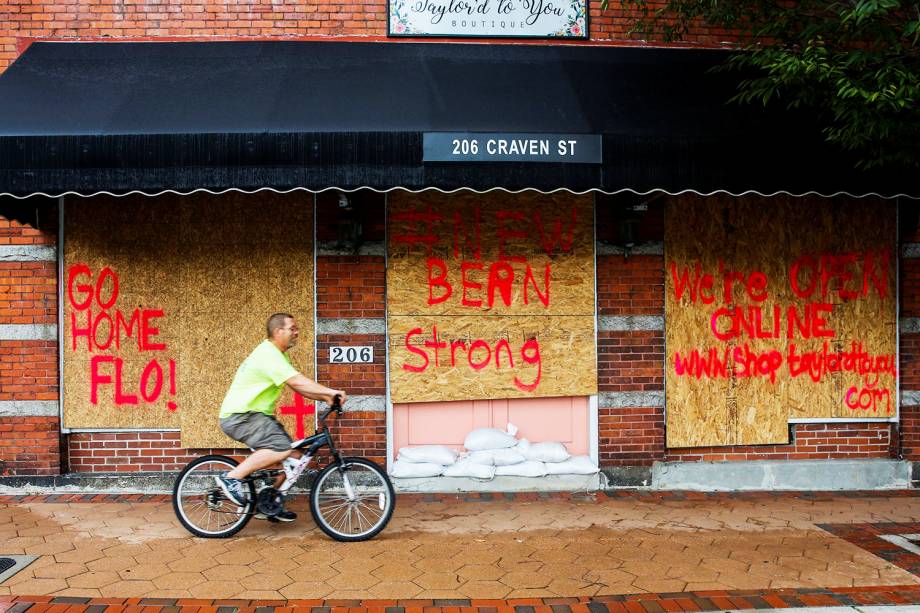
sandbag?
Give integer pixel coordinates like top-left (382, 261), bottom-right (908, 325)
top-left (543, 455), bottom-right (599, 475)
top-left (467, 448), bottom-right (525, 466)
top-left (494, 461), bottom-right (547, 477)
top-left (443, 459), bottom-right (496, 479)
top-left (389, 460), bottom-right (443, 478)
top-left (397, 445), bottom-right (458, 465)
top-left (464, 427), bottom-right (517, 451)
top-left (517, 439), bottom-right (570, 463)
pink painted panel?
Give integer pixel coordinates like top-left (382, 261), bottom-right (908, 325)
top-left (393, 396), bottom-right (590, 458)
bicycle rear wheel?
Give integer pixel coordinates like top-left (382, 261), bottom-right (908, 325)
top-left (309, 457), bottom-right (395, 541)
top-left (173, 454), bottom-right (255, 538)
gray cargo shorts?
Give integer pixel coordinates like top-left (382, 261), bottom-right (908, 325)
top-left (220, 412), bottom-right (293, 452)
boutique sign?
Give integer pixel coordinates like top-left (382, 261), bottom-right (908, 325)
top-left (388, 0), bottom-right (587, 38)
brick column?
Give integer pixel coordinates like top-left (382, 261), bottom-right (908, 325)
top-left (595, 196), bottom-right (667, 467)
top-left (314, 190), bottom-right (388, 464)
top-left (0, 206), bottom-right (61, 476)
top-left (898, 219), bottom-right (920, 461)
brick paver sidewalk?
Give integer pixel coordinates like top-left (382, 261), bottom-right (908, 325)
top-left (3, 491), bottom-right (920, 610)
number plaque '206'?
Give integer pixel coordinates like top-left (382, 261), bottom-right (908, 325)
top-left (329, 346), bottom-right (374, 363)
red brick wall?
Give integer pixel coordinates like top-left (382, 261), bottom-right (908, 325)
top-left (599, 407), bottom-right (665, 466)
top-left (901, 406), bottom-right (920, 460)
top-left (597, 255), bottom-right (664, 315)
top-left (316, 257), bottom-right (385, 318)
top-left (315, 334), bottom-right (386, 462)
top-left (667, 423), bottom-right (895, 461)
top-left (316, 334), bottom-right (386, 396)
top-left (0, 340), bottom-right (58, 401)
top-left (900, 210), bottom-right (920, 460)
top-left (0, 416), bottom-right (60, 475)
top-left (0, 215), bottom-right (55, 247)
top-left (331, 411), bottom-right (386, 464)
top-left (597, 331), bottom-right (664, 392)
top-left (595, 197), bottom-right (669, 466)
top-left (0, 1), bottom-right (740, 75)
top-left (0, 261), bottom-right (56, 324)
top-left (314, 190), bottom-right (387, 464)
top-left (0, 212), bottom-right (61, 476)
top-left (903, 335), bottom-right (920, 393)
top-left (902, 259), bottom-right (920, 317)
top-left (603, 415), bottom-right (895, 466)
top-left (68, 432), bottom-right (244, 472)
top-left (67, 423), bottom-right (387, 471)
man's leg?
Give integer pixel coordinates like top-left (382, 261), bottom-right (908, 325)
top-left (227, 448), bottom-right (292, 480)
top-left (217, 414), bottom-right (297, 508)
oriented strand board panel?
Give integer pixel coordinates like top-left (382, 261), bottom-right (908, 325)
top-left (63, 193), bottom-right (314, 449)
top-left (387, 191), bottom-right (597, 402)
top-left (63, 196), bottom-right (183, 430)
top-left (664, 196), bottom-right (897, 448)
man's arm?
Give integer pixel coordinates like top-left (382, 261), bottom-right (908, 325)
top-left (284, 374), bottom-right (347, 406)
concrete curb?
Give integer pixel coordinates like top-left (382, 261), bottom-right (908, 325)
top-left (652, 459), bottom-right (912, 491)
top-left (1, 460), bottom-right (915, 494)
top-left (0, 473), bottom-right (310, 495)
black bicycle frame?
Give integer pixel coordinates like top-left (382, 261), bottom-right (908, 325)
top-left (247, 401), bottom-right (347, 488)
top-left (293, 426), bottom-right (344, 465)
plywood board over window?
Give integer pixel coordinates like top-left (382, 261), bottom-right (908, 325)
top-left (664, 196), bottom-right (897, 448)
top-left (387, 191), bottom-right (597, 403)
top-left (63, 193), bottom-right (314, 448)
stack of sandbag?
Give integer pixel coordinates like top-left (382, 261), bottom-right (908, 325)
top-left (519, 438), bottom-right (599, 475)
top-left (462, 424), bottom-right (547, 477)
top-left (389, 424), bottom-right (601, 479)
top-left (441, 425), bottom-right (520, 479)
top-left (389, 445), bottom-right (458, 478)
top-left (460, 424), bottom-right (600, 477)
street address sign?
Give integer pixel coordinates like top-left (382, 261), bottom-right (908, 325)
top-left (423, 133), bottom-right (602, 163)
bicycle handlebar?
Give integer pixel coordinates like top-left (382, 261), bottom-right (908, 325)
top-left (318, 394), bottom-right (343, 423)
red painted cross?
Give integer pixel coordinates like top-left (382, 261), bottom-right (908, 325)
top-left (279, 395), bottom-right (315, 439)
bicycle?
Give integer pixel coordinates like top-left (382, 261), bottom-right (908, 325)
top-left (172, 395), bottom-right (395, 541)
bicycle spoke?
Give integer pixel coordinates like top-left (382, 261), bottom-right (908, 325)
top-left (317, 494), bottom-right (348, 510)
top-left (175, 457), bottom-right (251, 538)
top-left (355, 500), bottom-right (383, 520)
top-left (352, 502), bottom-right (374, 530)
top-left (311, 460), bottom-right (393, 540)
top-left (319, 499), bottom-right (352, 519)
top-left (324, 502), bottom-right (351, 530)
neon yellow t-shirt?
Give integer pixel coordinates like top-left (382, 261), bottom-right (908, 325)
top-left (219, 340), bottom-right (299, 418)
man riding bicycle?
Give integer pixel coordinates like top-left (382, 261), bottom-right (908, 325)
top-left (215, 312), bottom-right (346, 522)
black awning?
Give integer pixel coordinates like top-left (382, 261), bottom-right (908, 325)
top-left (0, 40), bottom-right (915, 198)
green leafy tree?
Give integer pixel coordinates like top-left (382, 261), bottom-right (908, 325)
top-left (605, 0), bottom-right (920, 169)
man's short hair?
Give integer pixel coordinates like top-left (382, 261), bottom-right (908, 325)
top-left (267, 313), bottom-right (294, 338)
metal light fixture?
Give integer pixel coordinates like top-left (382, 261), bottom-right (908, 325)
top-left (336, 192), bottom-right (363, 254)
top-left (618, 201), bottom-right (646, 259)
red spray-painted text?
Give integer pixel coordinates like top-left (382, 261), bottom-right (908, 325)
top-left (669, 250), bottom-right (895, 412)
top-left (67, 264), bottom-right (178, 412)
top-left (392, 204), bottom-right (580, 392)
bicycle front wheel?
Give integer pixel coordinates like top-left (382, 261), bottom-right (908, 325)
top-left (173, 454), bottom-right (255, 538)
top-left (310, 457), bottom-right (395, 541)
